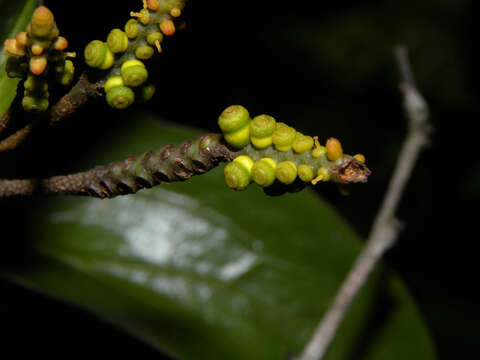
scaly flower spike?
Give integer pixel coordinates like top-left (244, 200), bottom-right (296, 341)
top-left (3, 6), bottom-right (76, 112)
top-left (84, 0), bottom-right (187, 109)
top-left (218, 105), bottom-right (371, 194)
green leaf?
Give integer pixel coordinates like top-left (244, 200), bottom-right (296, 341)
top-left (5, 114), bottom-right (435, 359)
top-left (0, 0), bottom-right (36, 116)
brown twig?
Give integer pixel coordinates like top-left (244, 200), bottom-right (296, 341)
top-left (297, 45), bottom-right (432, 360)
top-left (0, 106), bottom-right (12, 135)
top-left (0, 133), bottom-right (371, 198)
top-left (49, 73), bottom-right (103, 126)
top-left (0, 134), bottom-right (233, 198)
top-left (0, 123), bottom-right (33, 152)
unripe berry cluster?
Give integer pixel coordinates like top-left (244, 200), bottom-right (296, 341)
top-left (84, 0), bottom-right (185, 109)
top-left (3, 6), bottom-right (75, 112)
top-left (218, 105), bottom-right (366, 191)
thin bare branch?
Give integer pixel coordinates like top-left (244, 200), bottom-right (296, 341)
top-left (0, 73), bottom-right (102, 152)
top-left (298, 45), bottom-right (432, 360)
top-left (0, 123), bottom-right (33, 152)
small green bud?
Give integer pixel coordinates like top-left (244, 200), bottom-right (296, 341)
top-left (218, 105), bottom-right (251, 149)
top-left (22, 95), bottom-right (49, 112)
top-left (57, 60), bottom-right (74, 86)
top-left (136, 83), bottom-right (156, 103)
top-left (293, 135), bottom-right (314, 154)
top-left (250, 115), bottom-right (276, 149)
top-left (107, 29), bottom-right (129, 53)
top-left (84, 40), bottom-right (114, 69)
top-left (147, 31), bottom-right (164, 45)
top-left (106, 86), bottom-right (135, 109)
top-left (272, 126), bottom-right (296, 152)
top-left (275, 161), bottom-right (297, 184)
top-left (121, 59), bottom-right (148, 87)
top-left (135, 45), bottom-right (155, 60)
top-left (252, 158), bottom-right (276, 187)
top-left (224, 156), bottom-right (254, 190)
top-left (298, 164), bottom-right (315, 182)
top-left (125, 19), bottom-right (139, 39)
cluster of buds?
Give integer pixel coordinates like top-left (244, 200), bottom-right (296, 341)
top-left (218, 105), bottom-right (369, 193)
top-left (3, 6), bottom-right (75, 112)
top-left (84, 0), bottom-right (186, 109)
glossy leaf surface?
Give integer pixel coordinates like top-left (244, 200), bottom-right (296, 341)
top-left (7, 115), bottom-right (435, 359)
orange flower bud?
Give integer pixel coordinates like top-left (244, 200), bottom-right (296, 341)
top-left (15, 32), bottom-right (28, 47)
top-left (146, 0), bottom-right (159, 10)
top-left (53, 36), bottom-right (68, 51)
top-left (159, 19), bottom-right (175, 36)
top-left (4, 39), bottom-right (26, 57)
top-left (326, 137), bottom-right (343, 161)
top-left (30, 56), bottom-right (47, 75)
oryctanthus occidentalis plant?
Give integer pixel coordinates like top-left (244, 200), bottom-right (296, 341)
top-left (218, 105), bottom-right (370, 194)
top-left (0, 1), bottom-right (371, 198)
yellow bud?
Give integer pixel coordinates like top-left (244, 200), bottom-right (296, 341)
top-left (135, 45), bottom-right (154, 60)
top-left (312, 167), bottom-right (331, 185)
top-left (125, 19), bottom-right (139, 39)
top-left (298, 164), bottom-right (314, 182)
top-left (354, 154), bottom-right (366, 163)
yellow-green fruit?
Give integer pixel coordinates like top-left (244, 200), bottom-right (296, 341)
top-left (147, 31), bottom-right (164, 45)
top-left (312, 145), bottom-right (327, 159)
top-left (136, 83), bottom-right (156, 103)
top-left (250, 115), bottom-right (276, 149)
top-left (22, 95), bottom-right (49, 112)
top-left (106, 86), bottom-right (135, 109)
top-left (135, 45), bottom-right (155, 60)
top-left (224, 156), bottom-right (254, 190)
top-left (326, 137), bottom-right (343, 161)
top-left (121, 59), bottom-right (148, 87)
top-left (107, 29), bottom-right (129, 53)
top-left (275, 161), bottom-right (297, 184)
top-left (218, 105), bottom-right (251, 149)
top-left (298, 164), bottom-right (314, 182)
top-left (276, 122), bottom-right (288, 129)
top-left (125, 19), bottom-right (139, 38)
top-left (293, 135), bottom-right (314, 154)
top-left (84, 40), bottom-right (114, 70)
top-left (272, 126), bottom-right (296, 152)
top-left (252, 158), bottom-right (276, 187)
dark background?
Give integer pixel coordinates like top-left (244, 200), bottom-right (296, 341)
top-left (1, 0), bottom-right (478, 358)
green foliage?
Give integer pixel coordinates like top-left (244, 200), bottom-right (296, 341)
top-left (0, 0), bottom-right (36, 116)
top-left (6, 114), bottom-right (434, 359)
